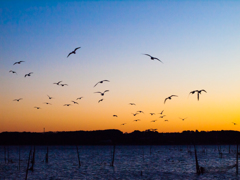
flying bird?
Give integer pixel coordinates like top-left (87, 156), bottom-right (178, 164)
top-left (159, 110), bottom-right (164, 115)
top-left (129, 103), bottom-right (136, 105)
top-left (72, 101), bottom-right (78, 104)
top-left (13, 61), bottom-right (24, 65)
top-left (44, 102), bottom-right (51, 105)
top-left (9, 70), bottom-right (17, 74)
top-left (159, 115), bottom-right (166, 118)
top-left (60, 84), bottom-right (68, 87)
top-left (144, 54), bottom-right (163, 63)
top-left (132, 113), bottom-right (138, 116)
top-left (113, 115), bottom-right (118, 117)
top-left (137, 111), bottom-right (144, 114)
top-left (64, 104), bottom-right (71, 106)
top-left (98, 99), bottom-right (104, 103)
top-left (24, 72), bottom-right (33, 77)
top-left (164, 120), bottom-right (169, 122)
top-left (94, 90), bottom-right (109, 96)
top-left (151, 120), bottom-right (157, 122)
top-left (150, 113), bottom-right (155, 116)
top-left (13, 98), bottom-right (22, 102)
top-left (232, 122), bottom-right (237, 125)
top-left (53, 81), bottom-right (62, 85)
top-left (76, 97), bottom-right (83, 100)
top-left (189, 89), bottom-right (207, 101)
top-left (164, 95), bottom-right (178, 104)
top-left (133, 119), bottom-right (140, 122)
top-left (67, 47), bottom-right (81, 57)
top-left (179, 117), bottom-right (187, 121)
top-left (94, 80), bottom-right (110, 87)
top-left (121, 123), bottom-right (126, 125)
top-left (47, 95), bottom-right (53, 99)
top-left (34, 107), bottom-right (41, 109)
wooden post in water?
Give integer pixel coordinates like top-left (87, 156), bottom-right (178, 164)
top-left (76, 145), bottom-right (81, 167)
top-left (29, 146), bottom-right (35, 171)
top-left (194, 144), bottom-right (200, 175)
top-left (25, 149), bottom-right (32, 180)
top-left (111, 144), bottom-right (116, 167)
top-left (236, 144), bottom-right (238, 173)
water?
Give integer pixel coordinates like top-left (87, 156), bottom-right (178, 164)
top-left (0, 145), bottom-right (239, 179)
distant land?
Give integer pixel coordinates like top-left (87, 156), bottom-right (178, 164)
top-left (0, 129), bottom-right (240, 145)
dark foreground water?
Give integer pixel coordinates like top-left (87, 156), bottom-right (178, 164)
top-left (0, 145), bottom-right (239, 180)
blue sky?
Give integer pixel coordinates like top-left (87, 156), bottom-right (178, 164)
top-left (1, 0), bottom-right (240, 132)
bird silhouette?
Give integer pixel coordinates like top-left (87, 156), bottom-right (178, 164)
top-left (72, 101), bottom-right (78, 104)
top-left (34, 107), bottom-right (41, 109)
top-left (98, 99), bottom-right (104, 103)
top-left (53, 81), bottom-right (62, 85)
top-left (44, 102), bottom-right (51, 105)
top-left (150, 113), bottom-right (155, 116)
top-left (13, 98), bottom-right (22, 102)
top-left (121, 123), bottom-right (126, 125)
top-left (189, 89), bottom-right (207, 101)
top-left (133, 119), bottom-right (140, 122)
top-left (76, 97), bottom-right (83, 100)
top-left (164, 95), bottom-right (178, 104)
top-left (64, 104), bottom-right (71, 106)
top-left (179, 117), bottom-right (187, 121)
top-left (159, 115), bottom-right (166, 118)
top-left (129, 103), bottom-right (136, 105)
top-left (137, 111), bottom-right (144, 114)
top-left (113, 115), bottom-right (118, 117)
top-left (47, 95), bottom-right (53, 99)
top-left (144, 54), bottom-right (163, 63)
top-left (164, 120), bottom-right (169, 122)
top-left (67, 47), bottom-right (81, 57)
top-left (24, 72), bottom-right (33, 77)
top-left (9, 70), bottom-right (17, 74)
top-left (151, 120), bottom-right (157, 122)
top-left (232, 122), bottom-right (237, 125)
top-left (94, 80), bottom-right (110, 87)
top-left (13, 61), bottom-right (24, 65)
top-left (60, 84), bottom-right (68, 87)
top-left (159, 110), bottom-right (164, 115)
top-left (94, 90), bottom-right (109, 96)
top-left (132, 113), bottom-right (138, 116)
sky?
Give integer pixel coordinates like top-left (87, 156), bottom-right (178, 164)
top-left (1, 0), bottom-right (240, 133)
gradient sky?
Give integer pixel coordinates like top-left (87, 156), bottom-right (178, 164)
top-left (1, 0), bottom-right (240, 133)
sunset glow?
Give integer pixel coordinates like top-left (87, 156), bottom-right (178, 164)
top-left (1, 1), bottom-right (240, 133)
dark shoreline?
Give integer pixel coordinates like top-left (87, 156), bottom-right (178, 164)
top-left (0, 129), bottom-right (239, 145)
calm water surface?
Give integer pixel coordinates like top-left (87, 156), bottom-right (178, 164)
top-left (0, 145), bottom-right (239, 179)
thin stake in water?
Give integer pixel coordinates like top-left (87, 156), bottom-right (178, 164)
top-left (111, 144), bottom-right (116, 167)
top-left (76, 145), bottom-right (81, 167)
top-left (25, 149), bottom-right (32, 180)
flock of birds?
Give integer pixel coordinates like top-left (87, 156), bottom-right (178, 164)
top-left (9, 47), bottom-right (237, 130)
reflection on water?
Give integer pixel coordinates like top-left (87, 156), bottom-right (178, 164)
top-left (0, 145), bottom-right (239, 179)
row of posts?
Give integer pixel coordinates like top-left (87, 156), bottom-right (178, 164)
top-left (2, 144), bottom-right (240, 178)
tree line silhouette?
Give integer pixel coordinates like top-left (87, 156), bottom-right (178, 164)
top-left (0, 129), bottom-right (239, 145)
